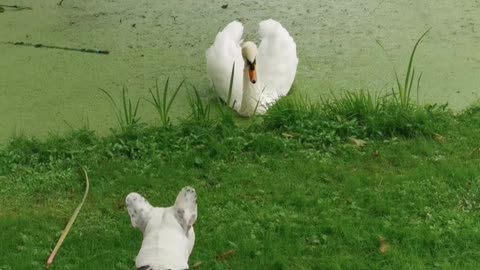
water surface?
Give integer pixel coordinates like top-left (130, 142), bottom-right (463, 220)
top-left (1, 0), bottom-right (479, 143)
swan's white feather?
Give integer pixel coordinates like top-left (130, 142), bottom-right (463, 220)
top-left (257, 19), bottom-right (298, 107)
top-left (206, 21), bottom-right (245, 111)
top-left (206, 19), bottom-right (298, 116)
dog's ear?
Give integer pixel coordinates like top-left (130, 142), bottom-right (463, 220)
top-left (126, 192), bottom-right (154, 232)
top-left (173, 186), bottom-right (197, 233)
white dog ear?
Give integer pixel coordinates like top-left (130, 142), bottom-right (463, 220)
top-left (173, 186), bottom-right (197, 233)
top-left (126, 192), bottom-right (154, 232)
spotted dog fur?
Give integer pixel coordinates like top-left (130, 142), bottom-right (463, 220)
top-left (127, 187), bottom-right (197, 270)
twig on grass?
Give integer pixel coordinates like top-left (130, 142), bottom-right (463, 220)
top-left (46, 166), bottom-right (90, 268)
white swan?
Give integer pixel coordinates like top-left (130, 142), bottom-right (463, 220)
top-left (206, 19), bottom-right (298, 117)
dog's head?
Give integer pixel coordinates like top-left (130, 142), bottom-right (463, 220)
top-left (126, 187), bottom-right (197, 270)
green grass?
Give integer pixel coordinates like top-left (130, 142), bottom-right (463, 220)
top-left (147, 78), bottom-right (185, 128)
top-left (377, 29), bottom-right (431, 108)
top-left (1, 33), bottom-right (478, 270)
top-left (187, 85), bottom-right (212, 125)
top-left (98, 87), bottom-right (141, 132)
top-left (1, 92), bottom-right (479, 269)
top-left (215, 63), bottom-right (238, 126)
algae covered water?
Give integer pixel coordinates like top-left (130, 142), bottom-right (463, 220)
top-left (1, 0), bottom-right (479, 143)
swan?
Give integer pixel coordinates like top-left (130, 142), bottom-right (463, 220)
top-left (206, 19), bottom-right (298, 117)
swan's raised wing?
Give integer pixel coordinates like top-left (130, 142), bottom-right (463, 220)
top-left (206, 21), bottom-right (245, 111)
top-left (256, 19), bottom-right (298, 106)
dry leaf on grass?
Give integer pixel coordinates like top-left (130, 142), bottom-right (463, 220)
top-left (216, 249), bottom-right (237, 260)
top-left (348, 137), bottom-right (367, 149)
top-left (282, 132), bottom-right (299, 139)
top-left (379, 236), bottom-right (390, 255)
top-left (434, 133), bottom-right (446, 143)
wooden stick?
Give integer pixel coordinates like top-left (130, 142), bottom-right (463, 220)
top-left (46, 166), bottom-right (90, 268)
top-left (0, 4), bottom-right (32, 10)
top-left (3, 41), bottom-right (109, 55)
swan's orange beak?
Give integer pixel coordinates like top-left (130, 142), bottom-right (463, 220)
top-left (248, 68), bottom-right (257, 84)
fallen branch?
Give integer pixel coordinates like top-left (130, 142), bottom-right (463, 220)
top-left (46, 166), bottom-right (90, 268)
top-left (57, 0), bottom-right (65, 6)
top-left (0, 4), bottom-right (32, 10)
top-left (3, 41), bottom-right (110, 55)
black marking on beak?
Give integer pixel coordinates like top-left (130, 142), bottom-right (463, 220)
top-left (246, 58), bottom-right (256, 71)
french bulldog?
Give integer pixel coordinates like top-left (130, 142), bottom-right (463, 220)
top-left (126, 186), bottom-right (197, 270)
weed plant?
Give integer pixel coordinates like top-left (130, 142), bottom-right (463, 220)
top-left (186, 85), bottom-right (211, 125)
top-left (377, 29), bottom-right (431, 108)
top-left (98, 87), bottom-right (141, 132)
top-left (146, 78), bottom-right (184, 128)
top-left (215, 63), bottom-right (237, 127)
top-left (264, 29), bottom-right (450, 142)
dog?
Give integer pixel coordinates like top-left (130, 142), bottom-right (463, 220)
top-left (126, 186), bottom-right (197, 270)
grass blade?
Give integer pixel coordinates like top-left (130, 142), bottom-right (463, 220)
top-left (377, 29), bottom-right (430, 108)
top-left (227, 62), bottom-right (235, 107)
top-left (98, 88), bottom-right (124, 129)
top-left (416, 72), bottom-right (423, 104)
top-left (166, 79), bottom-right (185, 114)
top-left (146, 78), bottom-right (184, 127)
top-left (407, 67), bottom-right (416, 106)
top-left (122, 87), bottom-right (129, 127)
top-left (403, 28), bottom-right (431, 95)
top-left (252, 86), bottom-right (267, 116)
top-left (99, 87), bottom-right (141, 131)
top-left (188, 85), bottom-right (211, 122)
top-left (163, 78), bottom-right (170, 119)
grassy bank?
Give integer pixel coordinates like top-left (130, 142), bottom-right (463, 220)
top-left (1, 88), bottom-right (479, 269)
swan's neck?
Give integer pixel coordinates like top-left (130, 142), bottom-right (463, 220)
top-left (239, 70), bottom-right (260, 117)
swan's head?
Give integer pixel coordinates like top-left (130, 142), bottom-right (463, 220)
top-left (242, 41), bottom-right (257, 84)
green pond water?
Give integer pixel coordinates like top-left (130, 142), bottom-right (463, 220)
top-left (1, 0), bottom-right (479, 144)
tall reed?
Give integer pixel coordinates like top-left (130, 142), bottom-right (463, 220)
top-left (147, 78), bottom-right (184, 128)
top-left (98, 86), bottom-right (141, 132)
top-left (377, 28), bottom-right (431, 107)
